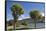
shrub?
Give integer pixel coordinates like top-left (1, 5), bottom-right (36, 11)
top-left (22, 22), bottom-right (27, 26)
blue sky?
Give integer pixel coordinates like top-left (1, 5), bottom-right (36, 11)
top-left (6, 1), bottom-right (45, 21)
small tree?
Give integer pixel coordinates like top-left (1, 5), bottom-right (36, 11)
top-left (11, 4), bottom-right (24, 30)
top-left (29, 10), bottom-right (41, 28)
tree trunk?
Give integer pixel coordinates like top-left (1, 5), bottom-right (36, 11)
top-left (34, 19), bottom-right (36, 29)
top-left (13, 16), bottom-right (18, 30)
top-left (13, 20), bottom-right (16, 30)
top-left (12, 12), bottom-right (18, 30)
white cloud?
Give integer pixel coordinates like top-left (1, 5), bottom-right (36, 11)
top-left (18, 15), bottom-right (30, 20)
top-left (18, 12), bottom-right (45, 20)
top-left (7, 13), bottom-right (44, 21)
top-left (18, 15), bottom-right (24, 20)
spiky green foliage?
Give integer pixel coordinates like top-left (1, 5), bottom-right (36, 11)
top-left (11, 4), bottom-right (24, 30)
top-left (11, 4), bottom-right (24, 22)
